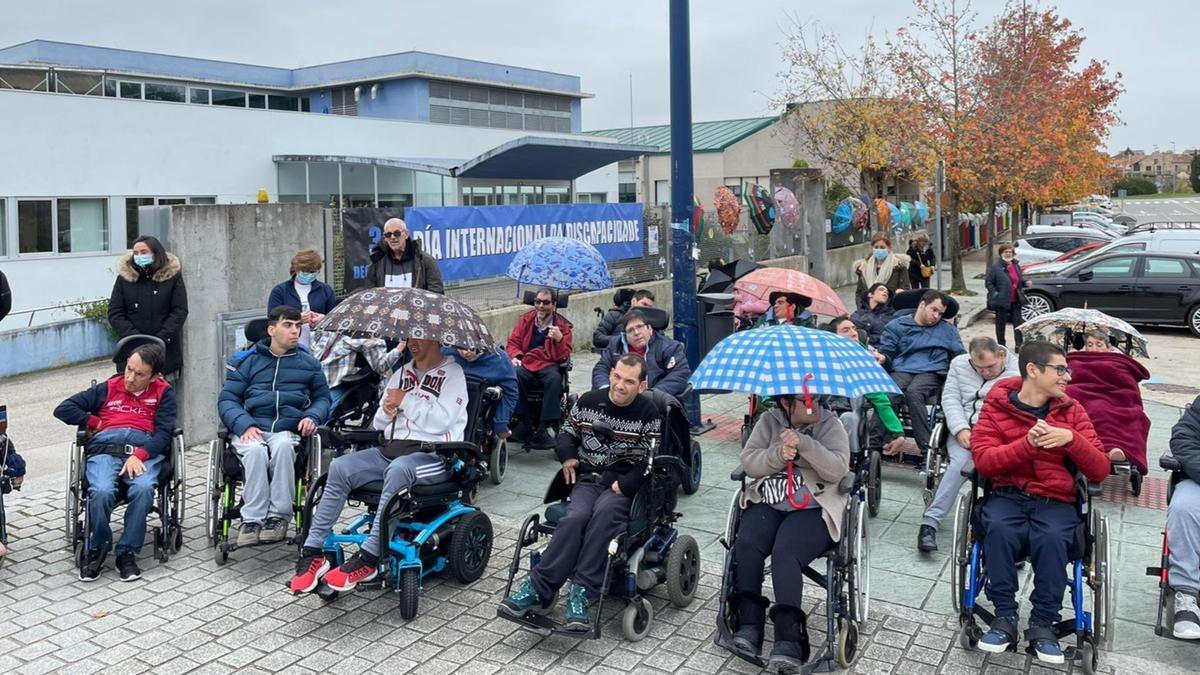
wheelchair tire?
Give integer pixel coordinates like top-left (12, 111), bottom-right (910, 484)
top-left (1130, 471), bottom-right (1143, 497)
top-left (621, 596), bottom-right (653, 642)
top-left (950, 493), bottom-right (972, 615)
top-left (867, 450), bottom-right (881, 518)
top-left (489, 441), bottom-right (507, 486)
top-left (665, 534), bottom-right (700, 608)
top-left (847, 497), bottom-right (870, 624)
top-left (448, 511), bottom-right (493, 584)
top-left (64, 442), bottom-right (84, 542)
top-left (836, 617), bottom-right (859, 668)
top-left (1079, 640), bottom-right (1099, 675)
top-left (959, 621), bottom-right (982, 650)
top-left (1091, 511), bottom-right (1113, 648)
top-left (398, 568), bottom-right (420, 620)
top-left (681, 440), bottom-right (702, 495)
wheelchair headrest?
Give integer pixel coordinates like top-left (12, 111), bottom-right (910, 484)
top-left (522, 290), bottom-right (568, 309)
top-left (613, 288), bottom-right (636, 308)
top-left (635, 307), bottom-right (670, 332)
top-left (244, 318), bottom-right (269, 344)
top-left (113, 334), bottom-right (167, 374)
top-left (892, 289), bottom-right (959, 320)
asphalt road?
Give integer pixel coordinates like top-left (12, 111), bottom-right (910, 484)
top-left (1117, 195), bottom-right (1200, 222)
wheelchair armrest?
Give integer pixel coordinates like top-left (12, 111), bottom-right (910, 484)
top-left (75, 428), bottom-right (89, 443)
top-left (173, 428), bottom-right (184, 437)
top-left (1086, 482), bottom-right (1103, 497)
top-left (218, 429), bottom-right (230, 441)
top-left (320, 426), bottom-right (383, 447)
top-left (837, 471), bottom-right (856, 495)
top-left (679, 384), bottom-right (694, 400)
top-left (420, 441), bottom-right (485, 464)
top-left (730, 469), bottom-right (746, 482)
top-left (484, 386), bottom-right (502, 402)
top-left (560, 360), bottom-right (573, 372)
top-left (1161, 454), bottom-right (1182, 472)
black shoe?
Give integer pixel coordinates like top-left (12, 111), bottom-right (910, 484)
top-left (730, 593), bottom-right (769, 657)
top-left (768, 605), bottom-right (810, 673)
top-left (510, 420), bottom-right (534, 443)
top-left (78, 549), bottom-right (105, 582)
top-left (917, 525), bottom-right (938, 553)
top-left (115, 552), bottom-right (141, 582)
top-left (526, 427), bottom-right (555, 449)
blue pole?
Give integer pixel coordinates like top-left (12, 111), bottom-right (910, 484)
top-left (669, 0), bottom-right (700, 427)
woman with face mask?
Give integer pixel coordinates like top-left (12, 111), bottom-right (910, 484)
top-left (984, 243), bottom-right (1031, 348)
top-left (268, 248), bottom-right (337, 350)
top-left (107, 235), bottom-right (189, 376)
top-left (852, 232), bottom-right (911, 309)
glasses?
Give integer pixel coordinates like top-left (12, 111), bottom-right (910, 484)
top-left (1036, 363), bottom-right (1072, 377)
top-left (624, 324), bottom-right (648, 335)
top-left (382, 231), bottom-right (405, 239)
top-left (534, 299), bottom-right (553, 306)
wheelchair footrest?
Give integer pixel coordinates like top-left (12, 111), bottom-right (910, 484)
top-left (495, 608), bottom-right (594, 639)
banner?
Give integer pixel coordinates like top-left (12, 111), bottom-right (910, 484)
top-left (342, 203), bottom-right (644, 291)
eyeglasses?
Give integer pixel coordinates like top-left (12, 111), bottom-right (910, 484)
top-left (533, 299), bottom-right (553, 306)
top-left (382, 231), bottom-right (405, 240)
top-left (624, 324), bottom-right (648, 335)
top-left (1036, 363), bottom-right (1072, 377)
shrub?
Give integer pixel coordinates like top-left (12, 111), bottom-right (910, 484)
top-left (1112, 175), bottom-right (1157, 196)
top-left (76, 298), bottom-right (118, 339)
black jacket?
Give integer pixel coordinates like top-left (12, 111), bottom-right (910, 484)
top-left (0, 270), bottom-right (10, 324)
top-left (367, 238), bottom-right (444, 293)
top-left (108, 252), bottom-right (189, 375)
top-left (985, 260), bottom-right (1026, 311)
top-left (1170, 394), bottom-right (1200, 484)
top-left (591, 331), bottom-right (691, 398)
top-left (850, 304), bottom-right (894, 347)
top-left (907, 245), bottom-right (936, 287)
top-left (592, 306), bottom-right (627, 350)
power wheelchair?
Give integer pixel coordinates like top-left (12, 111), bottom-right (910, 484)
top-left (465, 378), bottom-right (507, 486)
top-left (509, 290), bottom-right (576, 444)
top-left (299, 429), bottom-right (494, 620)
top-left (498, 413), bottom-right (701, 641)
top-left (64, 335), bottom-right (186, 568)
top-left (951, 468), bottom-right (1111, 673)
top-left (716, 406), bottom-right (870, 673)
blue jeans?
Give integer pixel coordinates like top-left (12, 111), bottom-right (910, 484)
top-left (86, 428), bottom-right (163, 555)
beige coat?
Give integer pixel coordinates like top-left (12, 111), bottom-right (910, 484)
top-left (740, 407), bottom-right (851, 542)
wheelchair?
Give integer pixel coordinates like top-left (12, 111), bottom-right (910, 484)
top-left (0, 425), bottom-right (17, 552)
top-left (1146, 452), bottom-right (1189, 639)
top-left (861, 380), bottom-right (947, 518)
top-left (465, 378), bottom-right (507, 485)
top-left (498, 414), bottom-right (701, 641)
top-left (509, 290), bottom-right (576, 441)
top-left (951, 469), bottom-right (1111, 673)
top-left (64, 335), bottom-right (186, 569)
top-left (205, 430), bottom-right (323, 565)
top-left (299, 429), bottom-right (494, 620)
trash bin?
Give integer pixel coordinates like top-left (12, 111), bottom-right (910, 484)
top-left (697, 292), bottom-right (736, 360)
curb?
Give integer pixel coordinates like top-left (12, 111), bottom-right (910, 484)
top-left (957, 302), bottom-right (988, 330)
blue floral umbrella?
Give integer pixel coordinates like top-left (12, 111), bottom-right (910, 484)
top-left (690, 324), bottom-right (900, 398)
top-left (505, 236), bottom-right (613, 291)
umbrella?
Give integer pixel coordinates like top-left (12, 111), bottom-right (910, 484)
top-left (743, 183), bottom-right (777, 235)
top-left (900, 202), bottom-right (914, 228)
top-left (774, 186), bottom-right (802, 229)
top-left (832, 197), bottom-right (867, 234)
top-left (1018, 308), bottom-right (1148, 358)
top-left (699, 258), bottom-right (762, 293)
top-left (316, 287), bottom-right (496, 351)
top-left (914, 201), bottom-right (929, 226)
top-left (734, 267), bottom-right (848, 318)
top-left (690, 324), bottom-right (900, 398)
top-left (505, 236), bottom-right (612, 291)
top-left (875, 198), bottom-right (892, 227)
top-left (715, 186), bottom-right (741, 235)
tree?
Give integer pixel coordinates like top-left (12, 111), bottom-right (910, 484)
top-left (1113, 175), bottom-right (1157, 196)
top-left (1191, 152), bottom-right (1200, 194)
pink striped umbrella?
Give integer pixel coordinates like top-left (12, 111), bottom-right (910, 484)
top-left (733, 267), bottom-right (847, 318)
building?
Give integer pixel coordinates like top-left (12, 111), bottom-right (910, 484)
top-left (0, 40), bottom-right (649, 324)
top-left (1111, 148), bottom-right (1195, 192)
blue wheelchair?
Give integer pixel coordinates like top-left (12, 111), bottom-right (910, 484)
top-left (952, 469), bottom-right (1111, 673)
top-left (300, 429), bottom-right (494, 620)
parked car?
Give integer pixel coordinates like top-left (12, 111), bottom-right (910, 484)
top-left (1021, 241), bottom-right (1104, 272)
top-left (1023, 230), bottom-right (1200, 278)
top-left (1027, 223), bottom-right (1118, 241)
top-left (1023, 252), bottom-right (1200, 336)
top-left (1015, 231), bottom-right (1114, 264)
top-left (1071, 212), bottom-right (1127, 235)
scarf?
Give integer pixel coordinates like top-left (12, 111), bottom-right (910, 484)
top-left (859, 252), bottom-right (898, 288)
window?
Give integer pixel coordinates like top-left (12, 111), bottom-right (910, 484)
top-left (125, 197), bottom-right (154, 248)
top-left (1159, 239), bottom-right (1200, 255)
top-left (189, 197), bottom-right (216, 205)
top-left (189, 87), bottom-right (211, 105)
top-left (1085, 256), bottom-right (1136, 278)
top-left (144, 82), bottom-right (185, 102)
top-left (57, 199), bottom-right (107, 253)
top-left (248, 93), bottom-right (266, 109)
top-left (619, 182), bottom-right (636, 203)
top-left (268, 95), bottom-right (300, 111)
top-left (655, 180), bottom-right (671, 205)
top-left (1110, 242), bottom-right (1147, 253)
top-left (0, 67), bottom-right (49, 91)
top-left (1143, 258), bottom-right (1191, 277)
top-left (0, 202), bottom-right (6, 257)
top-left (18, 200), bottom-right (53, 254)
top-left (55, 71), bottom-right (104, 96)
top-left (211, 89), bottom-right (246, 107)
top-left (119, 81), bottom-right (143, 100)
top-left (576, 193), bottom-right (606, 204)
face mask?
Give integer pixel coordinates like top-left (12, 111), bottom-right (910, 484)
top-left (133, 254), bottom-right (154, 268)
top-left (872, 248), bottom-right (889, 261)
top-left (297, 271), bottom-right (318, 284)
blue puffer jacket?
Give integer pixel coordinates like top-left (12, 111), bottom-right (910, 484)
top-left (591, 331), bottom-right (691, 397)
top-left (878, 309), bottom-right (965, 374)
top-left (218, 339), bottom-right (331, 436)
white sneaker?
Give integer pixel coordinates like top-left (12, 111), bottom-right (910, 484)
top-left (1173, 591), bottom-right (1200, 640)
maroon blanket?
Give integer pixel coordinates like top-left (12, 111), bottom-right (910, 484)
top-left (1065, 351), bottom-right (1151, 473)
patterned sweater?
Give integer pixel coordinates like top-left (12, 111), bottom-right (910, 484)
top-left (556, 389), bottom-right (663, 496)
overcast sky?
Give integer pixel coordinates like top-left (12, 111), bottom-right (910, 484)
top-left (1, 0), bottom-right (1187, 153)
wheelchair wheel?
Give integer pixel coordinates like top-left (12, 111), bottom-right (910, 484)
top-left (169, 439), bottom-right (186, 554)
top-left (489, 440), bottom-right (507, 486)
top-left (1090, 511), bottom-right (1113, 648)
top-left (621, 596), bottom-right (654, 642)
top-left (448, 511), bottom-right (493, 584)
top-left (866, 450), bottom-right (881, 518)
top-left (64, 442), bottom-right (84, 541)
top-left (847, 497), bottom-right (870, 624)
top-left (398, 568), bottom-right (420, 620)
top-left (922, 446), bottom-right (943, 508)
top-left (665, 534), bottom-right (700, 608)
top-left (950, 493), bottom-right (972, 615)
top-left (836, 617), bottom-right (859, 668)
top-left (681, 440), bottom-right (702, 495)
top-left (1130, 471), bottom-right (1143, 497)
top-left (1079, 640), bottom-right (1100, 675)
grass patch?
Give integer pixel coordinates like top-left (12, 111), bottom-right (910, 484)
top-left (947, 289), bottom-right (979, 297)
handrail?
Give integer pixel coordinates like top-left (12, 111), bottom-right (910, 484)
top-left (6, 299), bottom-right (106, 327)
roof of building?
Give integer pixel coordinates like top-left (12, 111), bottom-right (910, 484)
top-left (0, 40), bottom-right (588, 96)
top-left (581, 116), bottom-right (777, 154)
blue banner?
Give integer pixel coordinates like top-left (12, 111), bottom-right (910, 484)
top-left (399, 203), bottom-right (644, 282)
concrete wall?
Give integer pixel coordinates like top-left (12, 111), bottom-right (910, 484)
top-left (0, 318), bottom-right (115, 377)
top-left (173, 204), bottom-right (333, 443)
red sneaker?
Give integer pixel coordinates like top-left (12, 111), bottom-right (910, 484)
top-left (290, 553), bottom-right (331, 594)
top-left (322, 552), bottom-right (379, 592)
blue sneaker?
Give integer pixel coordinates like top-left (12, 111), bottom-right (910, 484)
top-left (499, 577), bottom-right (554, 618)
top-left (977, 617), bottom-right (1017, 654)
top-left (1030, 637), bottom-right (1064, 664)
top-left (564, 583), bottom-right (591, 631)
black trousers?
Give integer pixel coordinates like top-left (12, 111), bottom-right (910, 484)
top-left (888, 371), bottom-right (942, 448)
top-left (531, 481), bottom-right (630, 598)
top-left (515, 366), bottom-right (563, 425)
top-left (733, 504), bottom-right (833, 608)
top-left (982, 491), bottom-right (1078, 627)
top-left (994, 305), bottom-right (1024, 347)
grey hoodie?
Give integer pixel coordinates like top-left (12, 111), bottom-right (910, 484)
top-left (940, 351), bottom-right (1020, 437)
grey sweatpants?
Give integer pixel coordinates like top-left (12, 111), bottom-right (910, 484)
top-left (302, 448), bottom-right (448, 557)
top-left (922, 436), bottom-right (973, 530)
top-left (232, 431), bottom-right (298, 524)
top-left (1168, 478), bottom-right (1200, 593)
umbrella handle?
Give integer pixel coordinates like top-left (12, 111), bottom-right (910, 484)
top-left (786, 460), bottom-right (810, 510)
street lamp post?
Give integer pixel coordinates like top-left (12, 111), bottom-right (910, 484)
top-left (669, 0), bottom-right (700, 427)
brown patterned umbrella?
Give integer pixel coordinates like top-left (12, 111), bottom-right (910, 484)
top-left (315, 287), bottom-right (495, 351)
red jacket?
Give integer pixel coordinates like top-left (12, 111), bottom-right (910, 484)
top-left (506, 310), bottom-right (573, 373)
top-left (972, 376), bottom-right (1110, 503)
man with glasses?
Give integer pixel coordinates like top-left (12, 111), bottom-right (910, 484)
top-left (367, 218), bottom-right (444, 293)
top-left (877, 290), bottom-right (965, 457)
top-left (917, 337), bottom-right (1017, 553)
top-left (507, 288), bottom-right (573, 448)
top-left (971, 341), bottom-right (1109, 664)
top-left (591, 309), bottom-right (691, 400)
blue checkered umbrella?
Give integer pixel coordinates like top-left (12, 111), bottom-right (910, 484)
top-left (505, 237), bottom-right (613, 291)
top-left (690, 324), bottom-right (900, 397)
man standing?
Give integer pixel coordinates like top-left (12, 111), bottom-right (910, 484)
top-left (367, 218), bottom-right (444, 293)
top-left (499, 354), bottom-right (661, 631)
top-left (507, 288), bottom-right (573, 448)
top-left (54, 343), bottom-right (177, 582)
top-left (591, 309), bottom-right (690, 399)
top-left (219, 306), bottom-right (331, 548)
